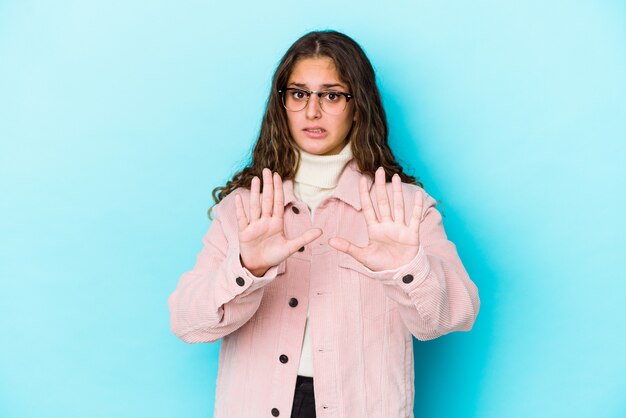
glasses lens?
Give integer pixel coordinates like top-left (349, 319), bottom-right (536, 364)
top-left (282, 89), bottom-right (308, 111)
top-left (320, 92), bottom-right (347, 115)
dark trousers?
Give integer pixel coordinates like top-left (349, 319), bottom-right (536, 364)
top-left (290, 375), bottom-right (316, 418)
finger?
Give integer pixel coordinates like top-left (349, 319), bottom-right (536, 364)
top-left (375, 167), bottom-right (392, 222)
top-left (273, 172), bottom-right (284, 220)
top-left (392, 173), bottom-right (405, 224)
top-left (286, 228), bottom-right (323, 254)
top-left (359, 175), bottom-right (378, 226)
top-left (249, 176), bottom-right (261, 221)
top-left (409, 190), bottom-right (424, 233)
top-left (260, 168), bottom-right (273, 218)
top-left (328, 237), bottom-right (367, 264)
top-left (235, 193), bottom-right (249, 232)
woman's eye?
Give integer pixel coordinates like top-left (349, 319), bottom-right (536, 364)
top-left (291, 90), bottom-right (307, 100)
top-left (325, 92), bottom-right (339, 101)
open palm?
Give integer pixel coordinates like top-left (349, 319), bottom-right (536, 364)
top-left (329, 167), bottom-right (423, 272)
top-left (236, 168), bottom-right (322, 277)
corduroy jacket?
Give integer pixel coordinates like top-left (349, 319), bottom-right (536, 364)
top-left (168, 159), bottom-right (480, 417)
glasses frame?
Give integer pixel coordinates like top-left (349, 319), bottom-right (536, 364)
top-left (278, 87), bottom-right (354, 114)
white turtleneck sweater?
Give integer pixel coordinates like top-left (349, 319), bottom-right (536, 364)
top-left (292, 141), bottom-right (354, 377)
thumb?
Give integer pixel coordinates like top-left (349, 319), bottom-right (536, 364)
top-left (329, 237), bottom-right (367, 264)
top-left (285, 228), bottom-right (323, 255)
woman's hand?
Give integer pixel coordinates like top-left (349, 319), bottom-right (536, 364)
top-left (329, 167), bottom-right (423, 272)
top-left (235, 168), bottom-right (322, 277)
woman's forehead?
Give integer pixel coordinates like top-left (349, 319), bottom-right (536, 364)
top-left (287, 57), bottom-right (348, 89)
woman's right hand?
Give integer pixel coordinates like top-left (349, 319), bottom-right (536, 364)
top-left (235, 168), bottom-right (322, 277)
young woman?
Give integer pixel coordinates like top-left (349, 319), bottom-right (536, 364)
top-left (168, 30), bottom-right (480, 418)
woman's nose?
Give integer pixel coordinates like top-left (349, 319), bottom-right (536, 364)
top-left (305, 96), bottom-right (322, 118)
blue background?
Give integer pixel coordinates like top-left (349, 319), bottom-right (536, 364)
top-left (1, 1), bottom-right (625, 417)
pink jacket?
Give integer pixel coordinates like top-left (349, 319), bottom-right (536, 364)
top-left (168, 159), bottom-right (480, 418)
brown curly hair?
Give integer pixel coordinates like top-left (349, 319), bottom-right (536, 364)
top-left (208, 30), bottom-right (422, 219)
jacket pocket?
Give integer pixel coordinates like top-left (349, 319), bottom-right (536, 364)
top-left (338, 253), bottom-right (393, 320)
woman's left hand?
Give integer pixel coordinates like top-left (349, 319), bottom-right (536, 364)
top-left (328, 167), bottom-right (423, 272)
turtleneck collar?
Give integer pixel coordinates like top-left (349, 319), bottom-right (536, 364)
top-left (294, 141), bottom-right (354, 188)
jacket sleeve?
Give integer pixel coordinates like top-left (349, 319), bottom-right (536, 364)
top-left (167, 203), bottom-right (281, 343)
top-left (352, 188), bottom-right (480, 341)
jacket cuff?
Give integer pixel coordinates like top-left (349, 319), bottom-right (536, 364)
top-left (221, 247), bottom-right (281, 298)
top-left (350, 246), bottom-right (431, 291)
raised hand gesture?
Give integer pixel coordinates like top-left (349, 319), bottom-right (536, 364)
top-left (235, 168), bottom-right (322, 277)
top-left (329, 167), bottom-right (423, 272)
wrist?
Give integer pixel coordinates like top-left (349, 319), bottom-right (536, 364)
top-left (250, 267), bottom-right (270, 277)
top-left (239, 254), bottom-right (270, 277)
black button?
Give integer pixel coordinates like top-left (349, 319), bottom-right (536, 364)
top-left (279, 354), bottom-right (289, 363)
top-left (288, 298), bottom-right (298, 307)
top-left (291, 206), bottom-right (300, 214)
top-left (235, 277), bottom-right (245, 286)
top-left (402, 274), bottom-right (414, 284)
top-left (298, 246), bottom-right (304, 252)
top-left (271, 408), bottom-right (280, 416)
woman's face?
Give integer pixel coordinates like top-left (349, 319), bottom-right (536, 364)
top-left (284, 56), bottom-right (356, 156)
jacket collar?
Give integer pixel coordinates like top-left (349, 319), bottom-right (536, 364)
top-left (282, 159), bottom-right (373, 211)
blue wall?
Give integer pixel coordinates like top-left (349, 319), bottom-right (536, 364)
top-left (1, 1), bottom-right (624, 417)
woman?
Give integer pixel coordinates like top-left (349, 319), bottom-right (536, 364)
top-left (168, 29), bottom-right (480, 418)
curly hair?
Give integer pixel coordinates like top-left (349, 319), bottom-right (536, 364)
top-left (208, 30), bottom-right (422, 219)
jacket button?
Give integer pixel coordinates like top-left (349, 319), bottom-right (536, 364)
top-left (402, 274), bottom-right (414, 284)
top-left (271, 408), bottom-right (280, 416)
top-left (235, 277), bottom-right (245, 286)
top-left (279, 354), bottom-right (289, 363)
top-left (288, 298), bottom-right (298, 307)
top-left (298, 246), bottom-right (304, 252)
top-left (291, 206), bottom-right (300, 214)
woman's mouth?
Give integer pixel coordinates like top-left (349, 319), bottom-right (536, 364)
top-left (303, 128), bottom-right (327, 139)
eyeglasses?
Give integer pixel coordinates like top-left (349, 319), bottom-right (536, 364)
top-left (278, 87), bottom-right (353, 115)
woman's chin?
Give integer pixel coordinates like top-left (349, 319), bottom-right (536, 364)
top-left (296, 139), bottom-right (342, 156)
